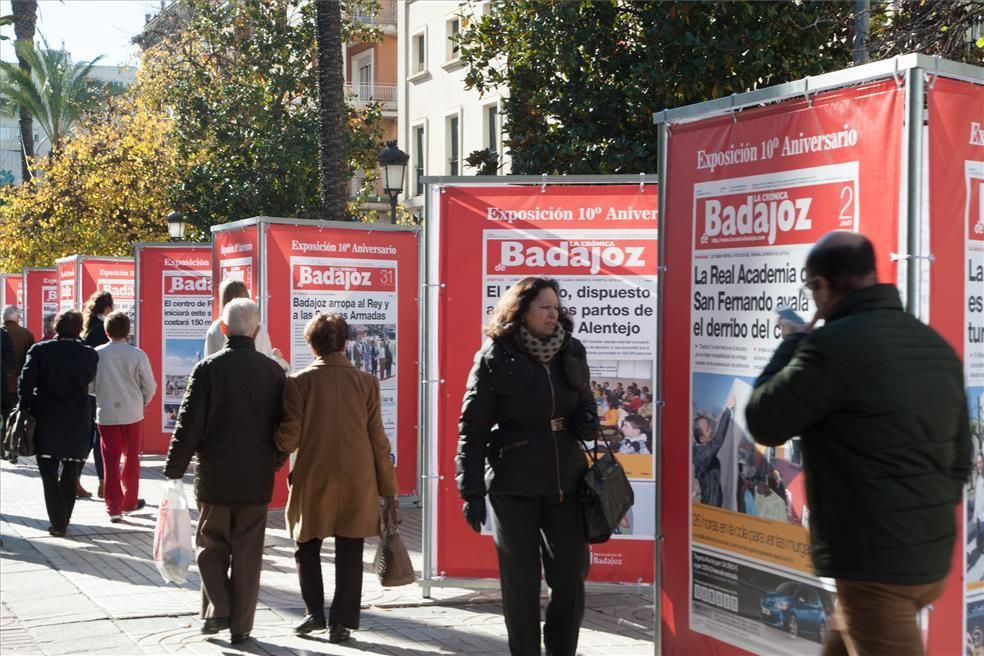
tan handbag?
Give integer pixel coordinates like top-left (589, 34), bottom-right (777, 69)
top-left (373, 499), bottom-right (416, 587)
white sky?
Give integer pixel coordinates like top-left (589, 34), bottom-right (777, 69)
top-left (0, 0), bottom-right (162, 67)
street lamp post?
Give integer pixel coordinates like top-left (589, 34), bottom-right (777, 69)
top-left (166, 210), bottom-right (187, 241)
top-left (377, 140), bottom-right (409, 224)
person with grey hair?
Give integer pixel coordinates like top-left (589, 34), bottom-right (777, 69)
top-left (3, 305), bottom-right (35, 416)
top-left (164, 298), bottom-right (286, 645)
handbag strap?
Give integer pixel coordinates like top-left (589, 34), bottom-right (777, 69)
top-left (579, 431), bottom-right (617, 466)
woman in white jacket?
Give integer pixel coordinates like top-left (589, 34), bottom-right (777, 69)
top-left (203, 279), bottom-right (288, 370)
top-left (90, 312), bottom-right (156, 522)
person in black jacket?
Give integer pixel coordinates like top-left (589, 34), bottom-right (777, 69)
top-left (164, 299), bottom-right (286, 645)
top-left (746, 231), bottom-right (971, 655)
top-left (17, 310), bottom-right (98, 536)
top-left (80, 290), bottom-right (114, 498)
top-left (456, 276), bottom-right (598, 656)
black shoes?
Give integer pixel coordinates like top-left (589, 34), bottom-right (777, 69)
top-left (201, 617), bottom-right (230, 635)
top-left (47, 525), bottom-right (66, 537)
top-left (230, 633), bottom-right (250, 644)
top-left (329, 623), bottom-right (352, 644)
top-left (294, 614), bottom-right (327, 635)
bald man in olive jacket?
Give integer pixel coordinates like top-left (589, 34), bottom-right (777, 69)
top-left (746, 231), bottom-right (971, 656)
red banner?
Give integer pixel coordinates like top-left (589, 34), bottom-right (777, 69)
top-left (663, 80), bottom-right (904, 654)
top-left (135, 245), bottom-right (214, 454)
top-left (927, 76), bottom-right (984, 656)
top-left (22, 268), bottom-right (57, 336)
top-left (0, 274), bottom-right (24, 320)
top-left (264, 223), bottom-right (419, 497)
top-left (212, 224), bottom-right (259, 319)
top-left (435, 184), bottom-right (659, 584)
top-left (56, 257), bottom-right (79, 312)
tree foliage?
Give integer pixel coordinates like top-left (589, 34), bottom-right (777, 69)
top-left (459, 0), bottom-right (855, 175)
top-left (0, 94), bottom-right (175, 270)
top-left (459, 0), bottom-right (982, 176)
top-left (868, 0), bottom-right (984, 63)
top-left (139, 0), bottom-right (383, 231)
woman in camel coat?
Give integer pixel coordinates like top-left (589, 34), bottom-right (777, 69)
top-left (275, 313), bottom-right (397, 644)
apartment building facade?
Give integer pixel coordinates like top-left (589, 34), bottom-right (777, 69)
top-left (397, 0), bottom-right (510, 217)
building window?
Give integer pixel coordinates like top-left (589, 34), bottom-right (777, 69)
top-left (447, 115), bottom-right (459, 176)
top-left (446, 17), bottom-right (460, 61)
top-left (413, 125), bottom-right (425, 196)
top-left (412, 32), bottom-right (426, 75)
top-left (351, 51), bottom-right (373, 100)
top-left (485, 104), bottom-right (498, 156)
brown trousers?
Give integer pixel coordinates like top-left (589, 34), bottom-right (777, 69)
top-left (822, 578), bottom-right (946, 656)
top-left (196, 502), bottom-right (268, 635)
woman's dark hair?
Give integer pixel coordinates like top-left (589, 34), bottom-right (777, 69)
top-left (83, 291), bottom-right (114, 336)
top-left (305, 313), bottom-right (349, 356)
top-left (104, 311), bottom-right (131, 340)
top-left (484, 276), bottom-right (573, 338)
top-left (219, 279), bottom-right (249, 310)
top-left (54, 309), bottom-right (84, 339)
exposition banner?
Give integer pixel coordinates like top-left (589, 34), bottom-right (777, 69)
top-left (927, 76), bottom-right (984, 656)
top-left (80, 258), bottom-right (136, 329)
top-left (661, 80), bottom-right (904, 654)
top-left (0, 274), bottom-right (24, 322)
top-left (213, 224), bottom-right (259, 313)
top-left (56, 257), bottom-right (78, 312)
top-left (56, 256), bottom-right (135, 332)
top-left (134, 244), bottom-right (213, 454)
top-left (263, 222), bottom-right (419, 495)
top-left (22, 268), bottom-right (57, 336)
top-left (434, 184), bottom-right (658, 583)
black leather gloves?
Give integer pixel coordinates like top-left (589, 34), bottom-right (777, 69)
top-left (462, 496), bottom-right (486, 533)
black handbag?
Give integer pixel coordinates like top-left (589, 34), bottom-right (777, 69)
top-left (3, 407), bottom-right (36, 463)
top-left (579, 436), bottom-right (634, 544)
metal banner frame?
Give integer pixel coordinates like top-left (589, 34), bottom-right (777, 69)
top-left (417, 175), bottom-right (661, 643)
top-left (653, 53), bottom-right (984, 656)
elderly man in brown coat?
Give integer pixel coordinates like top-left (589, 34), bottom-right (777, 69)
top-left (275, 313), bottom-right (397, 644)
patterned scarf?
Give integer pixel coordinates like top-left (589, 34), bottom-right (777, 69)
top-left (519, 324), bottom-right (566, 364)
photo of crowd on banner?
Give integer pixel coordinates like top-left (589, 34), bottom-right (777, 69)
top-left (691, 372), bottom-right (806, 527)
top-left (590, 379), bottom-right (653, 456)
top-left (344, 324), bottom-right (396, 382)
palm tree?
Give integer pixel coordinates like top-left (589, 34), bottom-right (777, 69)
top-left (314, 0), bottom-right (349, 221)
top-left (11, 0), bottom-right (38, 182)
top-left (0, 35), bottom-right (104, 159)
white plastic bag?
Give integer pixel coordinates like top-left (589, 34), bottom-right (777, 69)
top-left (153, 479), bottom-right (195, 584)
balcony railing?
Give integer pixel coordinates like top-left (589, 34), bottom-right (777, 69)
top-left (345, 83), bottom-right (396, 105)
top-left (350, 0), bottom-right (397, 26)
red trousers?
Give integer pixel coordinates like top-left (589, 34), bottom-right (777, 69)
top-left (98, 421), bottom-right (143, 516)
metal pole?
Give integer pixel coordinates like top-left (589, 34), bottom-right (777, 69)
top-left (853, 0), bottom-right (870, 65)
top-left (904, 66), bottom-right (924, 318)
top-left (419, 183), bottom-right (434, 599)
top-left (654, 123), bottom-right (668, 656)
top-left (390, 194), bottom-right (398, 224)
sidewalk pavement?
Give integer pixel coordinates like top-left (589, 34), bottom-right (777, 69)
top-left (1, 455), bottom-right (654, 655)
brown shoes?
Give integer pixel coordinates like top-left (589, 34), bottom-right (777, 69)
top-left (97, 480), bottom-right (104, 498)
top-left (76, 481), bottom-right (92, 498)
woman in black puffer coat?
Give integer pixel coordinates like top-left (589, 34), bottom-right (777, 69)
top-left (456, 276), bottom-right (598, 656)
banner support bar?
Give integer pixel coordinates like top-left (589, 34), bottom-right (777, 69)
top-left (654, 120), bottom-right (669, 656)
top-left (904, 65), bottom-right (926, 317)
